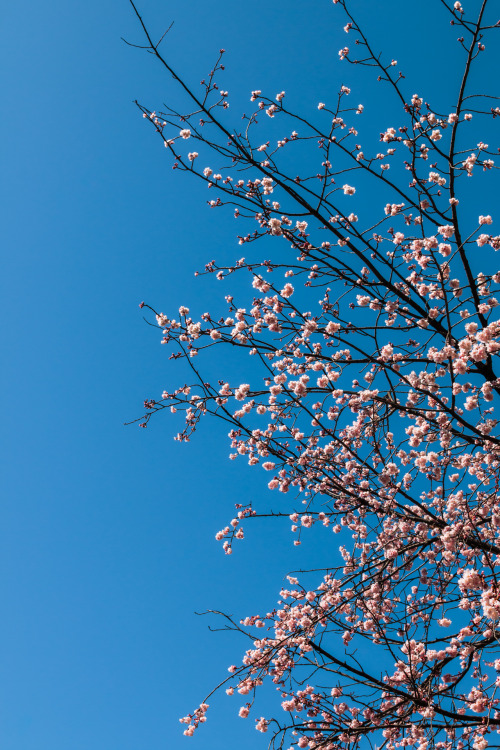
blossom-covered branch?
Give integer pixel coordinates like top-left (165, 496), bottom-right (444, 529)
top-left (129, 1), bottom-right (500, 748)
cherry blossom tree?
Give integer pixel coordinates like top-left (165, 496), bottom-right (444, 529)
top-left (128, 1), bottom-right (500, 748)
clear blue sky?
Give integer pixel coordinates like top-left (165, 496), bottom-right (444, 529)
top-left (2, 1), bottom-right (498, 749)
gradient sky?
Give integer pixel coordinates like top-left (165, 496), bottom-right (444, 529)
top-left (3, 1), bottom-right (499, 748)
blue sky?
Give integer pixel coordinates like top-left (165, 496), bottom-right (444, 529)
top-left (3, 1), bottom-right (499, 748)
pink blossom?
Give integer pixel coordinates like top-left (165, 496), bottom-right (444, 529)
top-left (255, 717), bottom-right (268, 733)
